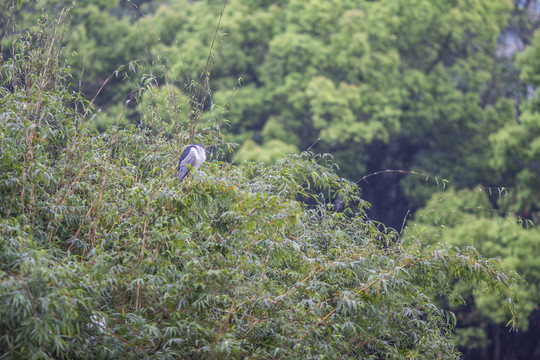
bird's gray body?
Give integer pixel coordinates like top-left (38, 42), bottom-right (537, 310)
top-left (177, 144), bottom-right (207, 181)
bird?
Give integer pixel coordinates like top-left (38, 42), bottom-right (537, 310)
top-left (176, 144), bottom-right (208, 182)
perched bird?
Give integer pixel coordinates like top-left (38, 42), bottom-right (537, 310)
top-left (177, 144), bottom-right (208, 182)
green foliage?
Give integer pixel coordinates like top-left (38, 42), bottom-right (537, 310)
top-left (0, 15), bottom-right (521, 359)
top-left (486, 33), bottom-right (540, 224)
top-left (4, 0), bottom-right (520, 217)
top-left (517, 30), bottom-right (540, 90)
top-left (0, 236), bottom-right (96, 359)
top-left (234, 138), bottom-right (299, 164)
top-left (411, 187), bottom-right (539, 350)
top-left (490, 110), bottom-right (540, 222)
top-left (138, 83), bottom-right (191, 137)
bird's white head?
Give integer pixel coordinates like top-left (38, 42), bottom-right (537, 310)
top-left (193, 144), bottom-right (207, 163)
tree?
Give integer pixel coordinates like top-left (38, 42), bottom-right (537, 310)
top-left (488, 28), bottom-right (540, 225)
top-left (411, 187), bottom-right (540, 359)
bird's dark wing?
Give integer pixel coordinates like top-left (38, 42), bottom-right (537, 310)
top-left (178, 145), bottom-right (194, 165)
top-left (177, 146), bottom-right (199, 181)
top-left (177, 164), bottom-right (191, 181)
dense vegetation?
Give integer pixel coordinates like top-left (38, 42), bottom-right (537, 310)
top-left (1, 0), bottom-right (539, 358)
